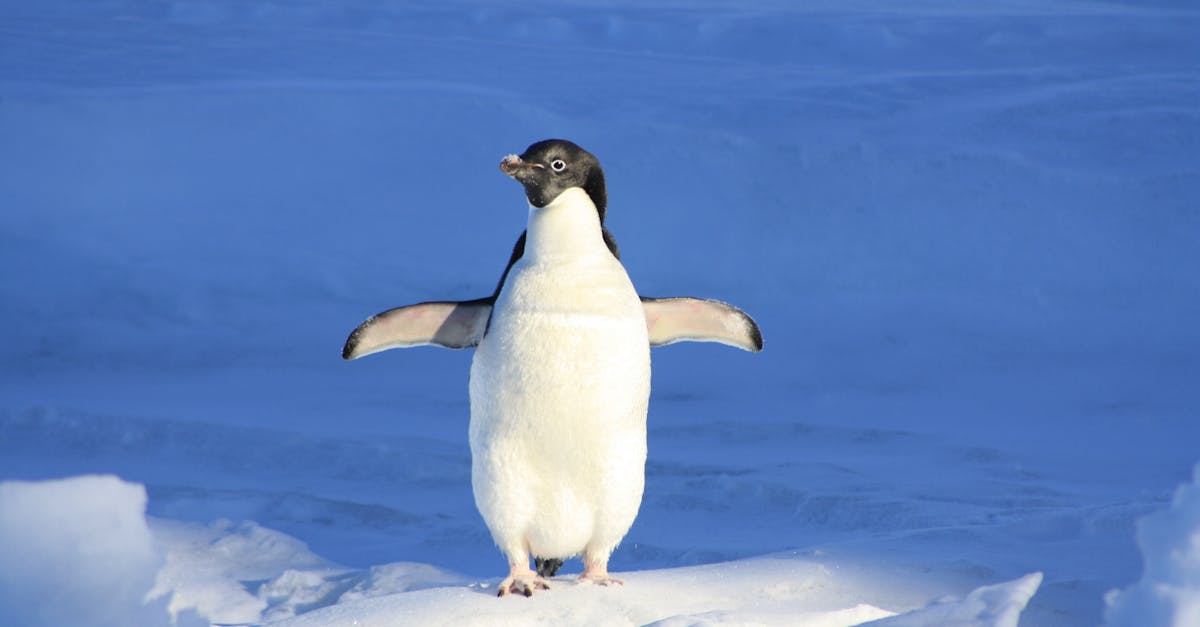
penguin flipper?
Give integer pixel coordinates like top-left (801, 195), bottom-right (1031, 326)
top-left (342, 298), bottom-right (493, 359)
top-left (641, 297), bottom-right (763, 352)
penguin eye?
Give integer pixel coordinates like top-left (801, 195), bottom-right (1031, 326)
top-left (550, 159), bottom-right (567, 172)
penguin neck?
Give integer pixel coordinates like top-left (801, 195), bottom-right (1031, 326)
top-left (524, 187), bottom-right (607, 261)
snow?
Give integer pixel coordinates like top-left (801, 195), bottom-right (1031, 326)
top-left (0, 477), bottom-right (1042, 627)
top-left (865, 573), bottom-right (1043, 627)
top-left (148, 518), bottom-right (340, 625)
top-left (0, 475), bottom-right (165, 627)
top-left (2, 1), bottom-right (1198, 625)
top-left (270, 555), bottom-right (906, 627)
top-left (1104, 464), bottom-right (1200, 627)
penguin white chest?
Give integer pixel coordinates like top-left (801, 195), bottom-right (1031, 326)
top-left (468, 188), bottom-right (651, 562)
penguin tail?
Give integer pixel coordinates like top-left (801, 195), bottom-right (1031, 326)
top-left (534, 557), bottom-right (564, 578)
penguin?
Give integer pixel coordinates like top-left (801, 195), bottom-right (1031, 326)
top-left (343, 139), bottom-right (762, 597)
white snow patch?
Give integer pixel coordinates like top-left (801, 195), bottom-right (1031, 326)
top-left (0, 475), bottom-right (166, 627)
top-left (148, 517), bottom-right (473, 625)
top-left (1104, 463), bottom-right (1200, 627)
top-left (863, 572), bottom-right (1043, 627)
top-left (0, 473), bottom-right (1047, 627)
top-left (338, 562), bottom-right (471, 602)
top-left (266, 553), bottom-right (1039, 627)
top-left (149, 518), bottom-right (346, 625)
top-left (648, 603), bottom-right (893, 627)
top-left (272, 555), bottom-right (900, 627)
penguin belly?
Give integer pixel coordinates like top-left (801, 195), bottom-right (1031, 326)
top-left (468, 255), bottom-right (650, 565)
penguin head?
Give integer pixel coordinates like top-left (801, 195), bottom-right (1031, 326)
top-left (500, 139), bottom-right (608, 223)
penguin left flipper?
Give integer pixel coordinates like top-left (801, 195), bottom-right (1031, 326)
top-left (342, 298), bottom-right (492, 360)
top-left (641, 297), bottom-right (763, 352)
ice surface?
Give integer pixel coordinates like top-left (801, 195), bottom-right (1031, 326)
top-left (149, 518), bottom-right (340, 624)
top-left (1, 0), bottom-right (1198, 625)
top-left (269, 554), bottom-right (901, 627)
top-left (865, 572), bottom-right (1043, 627)
top-left (0, 475), bottom-right (165, 627)
top-left (1104, 464), bottom-right (1200, 627)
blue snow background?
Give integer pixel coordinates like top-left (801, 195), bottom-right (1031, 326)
top-left (1, 1), bottom-right (1198, 625)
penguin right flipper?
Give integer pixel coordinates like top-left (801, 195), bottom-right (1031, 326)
top-left (342, 298), bottom-right (492, 359)
top-left (642, 297), bottom-right (763, 352)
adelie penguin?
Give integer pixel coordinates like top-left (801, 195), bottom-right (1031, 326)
top-left (343, 139), bottom-right (762, 597)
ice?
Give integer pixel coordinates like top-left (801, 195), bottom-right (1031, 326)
top-left (1104, 464), bottom-right (1200, 627)
top-left (149, 518), bottom-right (339, 624)
top-left (269, 554), bottom-right (901, 627)
top-left (865, 572), bottom-right (1044, 627)
top-left (0, 475), bottom-right (165, 627)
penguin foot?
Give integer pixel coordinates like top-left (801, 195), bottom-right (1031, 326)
top-left (577, 561), bottom-right (623, 587)
top-left (497, 571), bottom-right (551, 597)
top-left (577, 573), bottom-right (624, 587)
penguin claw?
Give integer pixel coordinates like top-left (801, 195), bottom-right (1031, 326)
top-left (496, 573), bottom-right (551, 597)
top-left (577, 574), bottom-right (624, 587)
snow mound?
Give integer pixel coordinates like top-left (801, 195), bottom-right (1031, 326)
top-left (864, 572), bottom-right (1043, 627)
top-left (270, 555), bottom-right (1042, 627)
top-left (0, 475), bottom-right (165, 627)
top-left (0, 473), bottom-right (1046, 626)
top-left (150, 517), bottom-right (473, 625)
top-left (272, 555), bottom-right (898, 627)
top-left (150, 518), bottom-right (345, 625)
top-left (1104, 463), bottom-right (1200, 627)
top-left (338, 562), bottom-right (471, 601)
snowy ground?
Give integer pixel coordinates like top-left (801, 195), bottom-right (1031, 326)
top-left (1, 1), bottom-right (1198, 625)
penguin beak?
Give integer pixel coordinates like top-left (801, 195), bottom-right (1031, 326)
top-left (500, 154), bottom-right (544, 178)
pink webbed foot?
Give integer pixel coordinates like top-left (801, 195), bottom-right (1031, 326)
top-left (497, 570), bottom-right (551, 597)
top-left (577, 573), bottom-right (624, 587)
top-left (577, 560), bottom-right (623, 587)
